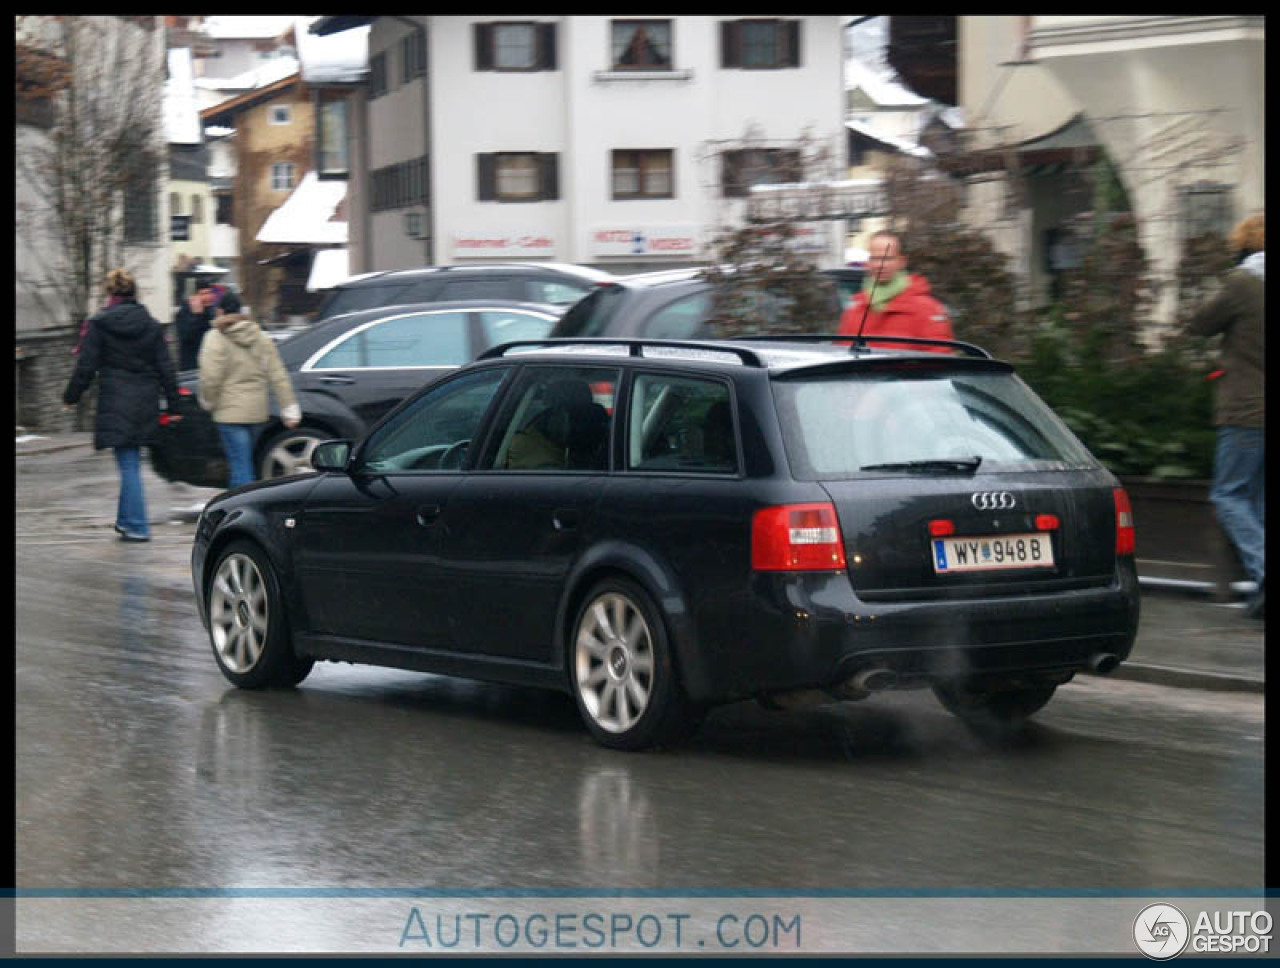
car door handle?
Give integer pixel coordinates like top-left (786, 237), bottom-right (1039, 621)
top-left (319, 374), bottom-right (356, 385)
top-left (416, 504), bottom-right (442, 526)
top-left (552, 508), bottom-right (579, 532)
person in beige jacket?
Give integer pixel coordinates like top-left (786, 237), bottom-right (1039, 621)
top-left (198, 291), bottom-right (301, 489)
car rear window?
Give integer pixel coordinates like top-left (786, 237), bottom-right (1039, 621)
top-left (772, 367), bottom-right (1096, 480)
top-left (550, 284), bottom-right (626, 338)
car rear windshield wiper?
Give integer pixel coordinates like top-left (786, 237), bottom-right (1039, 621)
top-left (859, 456), bottom-right (984, 474)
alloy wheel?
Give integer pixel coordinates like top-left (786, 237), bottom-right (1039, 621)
top-left (262, 432), bottom-right (323, 478)
top-left (209, 552), bottom-right (269, 674)
top-left (574, 592), bottom-right (655, 734)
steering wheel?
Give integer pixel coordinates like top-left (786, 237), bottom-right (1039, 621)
top-left (438, 438), bottom-right (470, 470)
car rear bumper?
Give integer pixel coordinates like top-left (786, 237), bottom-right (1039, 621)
top-left (678, 560), bottom-right (1141, 704)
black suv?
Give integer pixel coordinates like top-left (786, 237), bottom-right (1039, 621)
top-left (192, 335), bottom-right (1140, 750)
top-left (550, 268), bottom-right (852, 340)
top-left (315, 262), bottom-right (614, 322)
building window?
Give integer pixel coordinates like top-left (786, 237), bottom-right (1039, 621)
top-left (611, 20), bottom-right (672, 70)
top-left (271, 162), bottom-right (296, 192)
top-left (369, 51), bottom-right (388, 99)
top-left (721, 20), bottom-right (801, 69)
top-left (170, 192), bottom-right (182, 216)
top-left (612, 149), bottom-right (674, 200)
top-left (1179, 182), bottom-right (1234, 243)
top-left (474, 22), bottom-right (556, 71)
top-left (721, 148), bottom-right (802, 198)
top-left (370, 155), bottom-right (430, 213)
top-left (401, 30), bottom-right (426, 82)
top-left (191, 195), bottom-right (202, 224)
top-left (476, 153), bottom-right (559, 202)
top-left (215, 191), bottom-right (233, 225)
top-left (317, 99), bottom-right (349, 177)
top-left (269, 104), bottom-right (292, 125)
top-left (122, 156), bottom-right (158, 244)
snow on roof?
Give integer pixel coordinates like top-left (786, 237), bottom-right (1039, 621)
top-left (307, 248), bottom-right (351, 291)
top-left (256, 172), bottom-right (348, 246)
top-left (202, 16), bottom-right (296, 40)
top-left (205, 125), bottom-right (236, 139)
top-left (164, 48), bottom-right (203, 144)
top-left (295, 15), bottom-right (369, 83)
top-left (194, 55), bottom-right (299, 96)
top-left (844, 58), bottom-right (929, 108)
top-left (845, 119), bottom-right (934, 160)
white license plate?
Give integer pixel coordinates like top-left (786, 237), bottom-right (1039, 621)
top-left (932, 533), bottom-right (1055, 574)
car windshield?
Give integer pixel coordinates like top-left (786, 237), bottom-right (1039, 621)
top-left (772, 366), bottom-right (1097, 480)
top-left (551, 284), bottom-right (627, 338)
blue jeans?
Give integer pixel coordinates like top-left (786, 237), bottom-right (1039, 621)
top-left (113, 446), bottom-right (149, 537)
top-left (217, 423), bottom-right (258, 490)
top-left (1209, 425), bottom-right (1265, 584)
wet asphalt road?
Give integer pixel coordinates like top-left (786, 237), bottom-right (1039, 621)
top-left (16, 447), bottom-right (1265, 899)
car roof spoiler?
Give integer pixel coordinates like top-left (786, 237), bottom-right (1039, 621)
top-left (732, 333), bottom-right (993, 359)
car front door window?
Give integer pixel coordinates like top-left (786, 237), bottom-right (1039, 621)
top-left (359, 368), bottom-right (508, 473)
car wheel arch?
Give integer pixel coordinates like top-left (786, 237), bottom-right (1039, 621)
top-left (553, 544), bottom-right (701, 694)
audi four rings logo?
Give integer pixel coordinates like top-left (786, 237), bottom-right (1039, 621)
top-left (971, 491), bottom-right (1016, 510)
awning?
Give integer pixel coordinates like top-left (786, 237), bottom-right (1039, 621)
top-left (939, 113), bottom-right (1101, 176)
top-left (256, 172), bottom-right (348, 246)
top-left (307, 248), bottom-right (350, 292)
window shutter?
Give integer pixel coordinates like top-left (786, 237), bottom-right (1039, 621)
top-left (721, 21), bottom-right (740, 68)
top-left (477, 154), bottom-right (496, 201)
top-left (786, 20), bottom-right (801, 68)
top-left (474, 23), bottom-right (494, 71)
top-left (538, 22), bottom-right (557, 70)
top-left (539, 153), bottom-right (559, 200)
top-left (722, 152), bottom-right (740, 198)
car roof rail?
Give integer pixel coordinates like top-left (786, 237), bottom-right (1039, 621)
top-left (732, 332), bottom-right (992, 360)
top-left (479, 338), bottom-right (767, 367)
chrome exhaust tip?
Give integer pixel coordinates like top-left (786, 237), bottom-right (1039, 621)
top-left (851, 667), bottom-right (897, 693)
top-left (1088, 652), bottom-right (1120, 675)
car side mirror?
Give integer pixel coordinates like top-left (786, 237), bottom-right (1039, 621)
top-left (311, 439), bottom-right (352, 473)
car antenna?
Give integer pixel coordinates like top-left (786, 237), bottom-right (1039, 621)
top-left (853, 240), bottom-right (893, 351)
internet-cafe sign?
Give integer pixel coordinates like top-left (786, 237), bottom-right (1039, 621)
top-left (590, 225), bottom-right (700, 258)
top-left (452, 232), bottom-right (556, 258)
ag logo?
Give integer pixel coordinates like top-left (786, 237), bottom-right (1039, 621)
top-left (1134, 903), bottom-right (1190, 960)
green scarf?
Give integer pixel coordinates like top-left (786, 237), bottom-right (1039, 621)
top-left (862, 270), bottom-right (909, 311)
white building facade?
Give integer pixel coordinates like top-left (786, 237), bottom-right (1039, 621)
top-left (332, 16), bottom-right (846, 275)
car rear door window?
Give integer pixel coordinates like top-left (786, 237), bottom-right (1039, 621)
top-left (627, 374), bottom-right (736, 473)
top-left (440, 277), bottom-right (520, 301)
top-left (479, 310), bottom-right (555, 347)
top-left (399, 279), bottom-right (445, 302)
top-left (641, 290), bottom-right (712, 339)
top-left (528, 278), bottom-right (592, 306)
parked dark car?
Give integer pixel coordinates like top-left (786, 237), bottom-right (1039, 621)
top-left (313, 262), bottom-right (615, 323)
top-left (191, 334), bottom-right (1140, 750)
top-left (151, 300), bottom-right (560, 489)
top-left (549, 268), bottom-right (851, 340)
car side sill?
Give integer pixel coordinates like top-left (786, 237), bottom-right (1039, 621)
top-left (296, 633), bottom-right (568, 692)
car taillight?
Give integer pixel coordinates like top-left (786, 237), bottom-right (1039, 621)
top-left (1113, 488), bottom-right (1135, 555)
top-left (752, 503), bottom-right (847, 572)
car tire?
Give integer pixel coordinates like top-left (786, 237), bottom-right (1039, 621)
top-left (932, 679), bottom-right (1056, 734)
top-left (206, 539), bottom-right (313, 689)
top-left (258, 425), bottom-right (331, 480)
top-left (569, 578), bottom-right (704, 751)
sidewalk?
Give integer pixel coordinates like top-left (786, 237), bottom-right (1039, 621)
top-left (16, 431), bottom-right (1265, 694)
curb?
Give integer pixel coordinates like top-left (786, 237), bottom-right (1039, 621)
top-left (1099, 663), bottom-right (1264, 695)
top-left (16, 442), bottom-right (94, 457)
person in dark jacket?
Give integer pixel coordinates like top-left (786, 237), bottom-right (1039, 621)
top-left (1187, 214), bottom-right (1265, 618)
top-left (63, 269), bottom-right (180, 542)
top-left (175, 280), bottom-right (216, 371)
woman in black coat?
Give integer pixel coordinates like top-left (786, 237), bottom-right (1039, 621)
top-left (63, 269), bottom-right (180, 542)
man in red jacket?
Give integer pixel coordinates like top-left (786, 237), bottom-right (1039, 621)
top-left (837, 230), bottom-right (954, 351)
